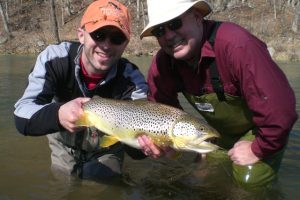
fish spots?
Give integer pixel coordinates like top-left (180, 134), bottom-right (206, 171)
top-left (81, 97), bottom-right (219, 153)
top-left (83, 98), bottom-right (182, 136)
top-left (86, 98), bottom-right (183, 137)
top-left (173, 121), bottom-right (197, 137)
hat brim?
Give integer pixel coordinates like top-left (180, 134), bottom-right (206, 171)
top-left (85, 21), bottom-right (130, 40)
top-left (140, 1), bottom-right (211, 39)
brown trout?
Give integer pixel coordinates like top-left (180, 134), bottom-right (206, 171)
top-left (76, 96), bottom-right (219, 153)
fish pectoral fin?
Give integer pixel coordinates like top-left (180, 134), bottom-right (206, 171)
top-left (76, 113), bottom-right (93, 126)
top-left (172, 138), bottom-right (187, 149)
top-left (100, 135), bottom-right (119, 148)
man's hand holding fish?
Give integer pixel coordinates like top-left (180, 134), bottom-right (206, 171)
top-left (58, 97), bottom-right (91, 133)
top-left (138, 135), bottom-right (181, 159)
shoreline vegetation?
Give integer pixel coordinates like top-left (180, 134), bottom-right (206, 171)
top-left (0, 0), bottom-right (300, 61)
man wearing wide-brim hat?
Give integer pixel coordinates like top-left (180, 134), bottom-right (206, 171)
top-left (138, 0), bottom-right (298, 189)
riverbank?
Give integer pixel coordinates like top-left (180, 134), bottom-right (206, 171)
top-left (2, 27), bottom-right (300, 62)
top-left (2, 31), bottom-right (300, 62)
top-left (0, 0), bottom-right (300, 61)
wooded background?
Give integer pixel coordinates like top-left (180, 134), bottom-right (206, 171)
top-left (0, 0), bottom-right (300, 59)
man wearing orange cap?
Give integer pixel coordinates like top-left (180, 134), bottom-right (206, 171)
top-left (14, 0), bottom-right (148, 180)
top-left (138, 0), bottom-right (298, 189)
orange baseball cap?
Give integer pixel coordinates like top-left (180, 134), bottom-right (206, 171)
top-left (81, 0), bottom-right (131, 40)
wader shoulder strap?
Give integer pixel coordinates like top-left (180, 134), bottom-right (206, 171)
top-left (69, 42), bottom-right (87, 177)
top-left (208, 22), bottom-right (226, 101)
top-left (170, 58), bottom-right (185, 92)
top-left (66, 42), bottom-right (81, 96)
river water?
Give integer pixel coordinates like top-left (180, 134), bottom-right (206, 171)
top-left (0, 55), bottom-right (299, 200)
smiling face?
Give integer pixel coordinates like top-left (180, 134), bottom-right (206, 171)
top-left (77, 26), bottom-right (128, 75)
top-left (155, 9), bottom-right (204, 64)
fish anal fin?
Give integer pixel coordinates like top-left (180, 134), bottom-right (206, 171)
top-left (169, 151), bottom-right (182, 160)
top-left (100, 135), bottom-right (119, 148)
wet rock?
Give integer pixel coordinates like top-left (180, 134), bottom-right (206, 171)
top-left (37, 40), bottom-right (45, 47)
top-left (0, 36), bottom-right (8, 44)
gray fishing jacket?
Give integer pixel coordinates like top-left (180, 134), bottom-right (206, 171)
top-left (14, 41), bottom-right (148, 158)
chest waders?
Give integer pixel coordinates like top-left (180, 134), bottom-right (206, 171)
top-left (178, 22), bottom-right (284, 189)
top-left (49, 44), bottom-right (124, 180)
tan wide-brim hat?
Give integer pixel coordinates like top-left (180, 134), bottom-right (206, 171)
top-left (140, 0), bottom-right (212, 38)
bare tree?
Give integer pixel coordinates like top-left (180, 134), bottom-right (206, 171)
top-left (273, 0), bottom-right (277, 19)
top-left (292, 1), bottom-right (300, 32)
top-left (61, 0), bottom-right (65, 25)
top-left (65, 0), bottom-right (73, 16)
top-left (136, 0), bottom-right (140, 19)
top-left (60, 0), bottom-right (74, 26)
top-left (0, 0), bottom-right (11, 38)
top-left (141, 0), bottom-right (146, 27)
top-left (49, 0), bottom-right (60, 42)
top-left (4, 0), bottom-right (8, 22)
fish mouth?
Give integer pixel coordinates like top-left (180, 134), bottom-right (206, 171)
top-left (204, 138), bottom-right (219, 149)
top-left (191, 134), bottom-right (220, 153)
top-left (199, 132), bottom-right (219, 144)
top-left (198, 141), bottom-right (219, 153)
top-left (204, 136), bottom-right (218, 144)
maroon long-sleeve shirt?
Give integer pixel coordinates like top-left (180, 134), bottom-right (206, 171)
top-left (147, 20), bottom-right (298, 158)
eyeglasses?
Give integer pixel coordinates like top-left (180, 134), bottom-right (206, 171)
top-left (90, 30), bottom-right (127, 45)
top-left (151, 18), bottom-right (183, 38)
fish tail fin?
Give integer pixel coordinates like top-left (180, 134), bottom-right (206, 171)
top-left (100, 135), bottom-right (120, 148)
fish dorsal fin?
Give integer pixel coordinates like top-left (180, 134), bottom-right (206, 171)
top-left (92, 95), bottom-right (102, 100)
top-left (100, 135), bottom-right (119, 148)
top-left (129, 98), bottom-right (148, 106)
